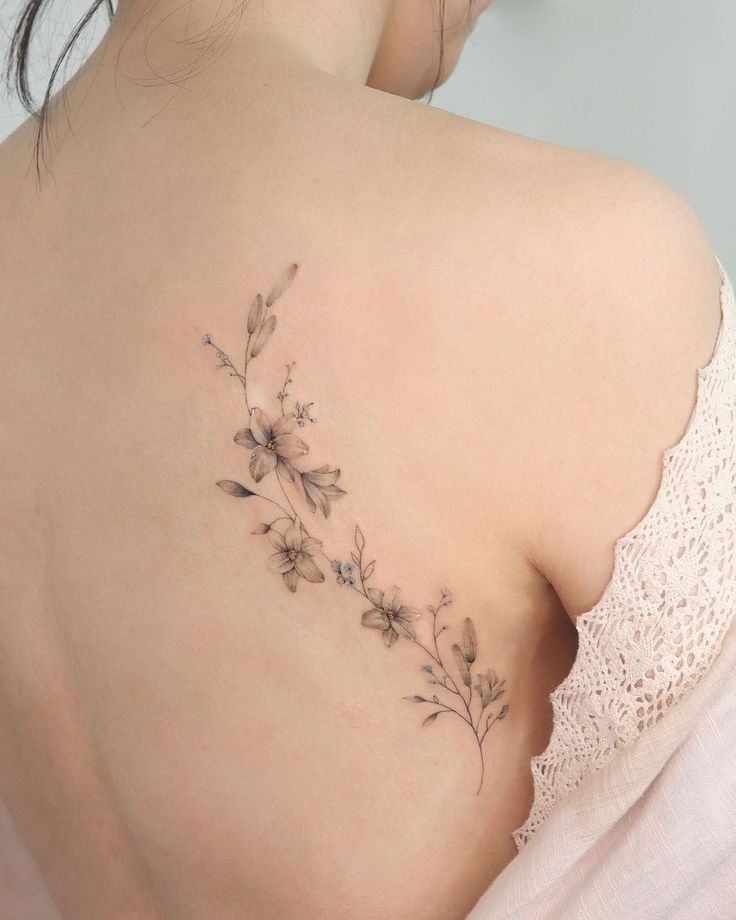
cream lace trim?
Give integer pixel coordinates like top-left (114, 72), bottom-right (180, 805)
top-left (513, 254), bottom-right (736, 849)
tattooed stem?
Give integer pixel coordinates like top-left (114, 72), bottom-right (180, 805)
top-left (275, 466), bottom-right (299, 520)
top-left (412, 697), bottom-right (473, 727)
top-left (277, 362), bottom-right (295, 415)
top-left (474, 734), bottom-right (485, 796)
top-left (204, 338), bottom-right (249, 407)
top-left (243, 336), bottom-right (252, 415)
top-left (427, 610), bottom-right (474, 714)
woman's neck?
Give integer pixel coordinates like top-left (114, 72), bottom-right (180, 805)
top-left (106, 0), bottom-right (392, 88)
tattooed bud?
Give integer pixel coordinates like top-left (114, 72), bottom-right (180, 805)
top-left (266, 262), bottom-right (298, 307)
top-left (216, 480), bottom-right (256, 497)
top-left (497, 704), bottom-right (510, 720)
top-left (452, 644), bottom-right (472, 687)
top-left (422, 664), bottom-right (433, 673)
top-left (462, 618), bottom-right (477, 664)
top-left (202, 334), bottom-right (211, 345)
top-left (250, 315), bottom-right (277, 358)
top-left (252, 523), bottom-right (271, 534)
top-left (247, 294), bottom-right (264, 335)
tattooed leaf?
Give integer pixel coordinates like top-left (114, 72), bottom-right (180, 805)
top-left (462, 618), bottom-right (477, 664)
top-left (350, 552), bottom-right (360, 566)
top-left (355, 525), bottom-right (365, 552)
top-left (252, 523), bottom-right (270, 534)
top-left (363, 559), bottom-right (375, 580)
top-left (432, 695), bottom-right (439, 703)
top-left (216, 480), bottom-right (256, 497)
top-left (250, 315), bottom-right (276, 357)
top-left (497, 704), bottom-right (510, 720)
top-left (266, 263), bottom-right (298, 307)
top-left (246, 293), bottom-right (264, 335)
top-left (452, 644), bottom-right (472, 687)
top-left (423, 711), bottom-right (442, 726)
top-left (405, 695), bottom-right (426, 703)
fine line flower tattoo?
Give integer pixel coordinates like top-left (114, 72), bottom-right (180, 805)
top-left (203, 262), bottom-right (510, 793)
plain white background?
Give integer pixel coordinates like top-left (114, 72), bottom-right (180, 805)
top-left (1, 0), bottom-right (735, 266)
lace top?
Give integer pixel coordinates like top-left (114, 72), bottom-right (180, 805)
top-left (513, 254), bottom-right (736, 849)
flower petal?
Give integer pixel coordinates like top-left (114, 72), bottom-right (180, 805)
top-left (283, 568), bottom-right (299, 592)
top-left (300, 536), bottom-right (322, 555)
top-left (250, 445), bottom-right (277, 482)
top-left (383, 628), bottom-right (399, 648)
top-left (303, 478), bottom-right (329, 516)
top-left (366, 587), bottom-right (384, 608)
top-left (303, 466), bottom-right (340, 486)
top-left (294, 552), bottom-right (325, 583)
top-left (277, 457), bottom-right (296, 482)
top-left (272, 414), bottom-right (297, 436)
top-left (391, 618), bottom-right (416, 641)
top-left (268, 529), bottom-right (287, 551)
top-left (284, 519), bottom-right (302, 552)
top-left (273, 433), bottom-right (309, 459)
top-left (383, 585), bottom-right (402, 613)
top-left (234, 428), bottom-right (258, 448)
top-left (267, 551), bottom-right (294, 574)
top-left (322, 485), bottom-right (347, 499)
top-left (299, 473), bottom-right (320, 511)
top-left (397, 605), bottom-right (421, 622)
top-left (361, 608), bottom-right (389, 630)
top-left (250, 407), bottom-right (271, 445)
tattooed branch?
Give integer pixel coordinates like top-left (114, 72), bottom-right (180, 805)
top-left (203, 263), bottom-right (510, 793)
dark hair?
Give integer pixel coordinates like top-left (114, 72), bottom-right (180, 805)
top-left (5, 0), bottom-right (466, 166)
top-left (6, 0), bottom-right (114, 160)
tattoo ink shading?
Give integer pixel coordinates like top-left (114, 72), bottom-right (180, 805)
top-left (203, 263), bottom-right (510, 793)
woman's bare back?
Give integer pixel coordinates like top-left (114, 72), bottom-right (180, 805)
top-left (0, 22), bottom-right (724, 918)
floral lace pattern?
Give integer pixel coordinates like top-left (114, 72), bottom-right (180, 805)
top-left (513, 254), bottom-right (736, 849)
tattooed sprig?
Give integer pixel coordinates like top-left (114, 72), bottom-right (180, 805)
top-left (204, 263), bottom-right (510, 793)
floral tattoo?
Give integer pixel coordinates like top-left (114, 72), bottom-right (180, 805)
top-left (203, 263), bottom-right (510, 793)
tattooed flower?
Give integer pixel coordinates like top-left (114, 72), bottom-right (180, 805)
top-left (475, 669), bottom-right (506, 709)
top-left (361, 586), bottom-right (421, 648)
top-left (301, 466), bottom-right (346, 517)
top-left (330, 559), bottom-right (355, 586)
top-left (267, 519), bottom-right (325, 592)
top-left (338, 562), bottom-right (356, 587)
top-left (234, 407), bottom-right (309, 482)
top-left (295, 401), bottom-right (315, 426)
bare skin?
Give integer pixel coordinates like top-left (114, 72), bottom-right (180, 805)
top-left (0, 1), bottom-right (725, 917)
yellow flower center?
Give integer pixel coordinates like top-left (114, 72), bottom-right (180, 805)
top-left (288, 550), bottom-right (298, 561)
top-left (266, 439), bottom-right (276, 451)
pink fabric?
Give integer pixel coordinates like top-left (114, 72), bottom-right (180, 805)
top-left (468, 615), bottom-right (736, 918)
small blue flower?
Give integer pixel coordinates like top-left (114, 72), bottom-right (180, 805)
top-left (422, 664), bottom-right (433, 673)
top-left (344, 576), bottom-right (355, 587)
top-left (341, 562), bottom-right (355, 576)
top-left (331, 559), bottom-right (342, 573)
